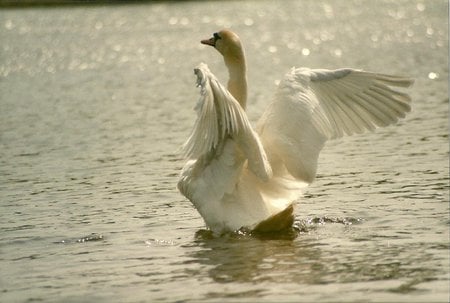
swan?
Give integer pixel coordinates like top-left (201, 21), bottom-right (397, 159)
top-left (178, 29), bottom-right (413, 234)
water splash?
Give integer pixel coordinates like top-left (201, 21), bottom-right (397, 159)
top-left (57, 233), bottom-right (104, 244)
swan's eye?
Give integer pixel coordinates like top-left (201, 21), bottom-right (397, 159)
top-left (213, 32), bottom-right (221, 41)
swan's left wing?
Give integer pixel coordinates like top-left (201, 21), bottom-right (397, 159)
top-left (257, 67), bottom-right (413, 183)
top-left (183, 63), bottom-right (272, 181)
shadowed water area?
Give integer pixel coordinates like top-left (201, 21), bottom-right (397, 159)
top-left (0, 0), bottom-right (449, 302)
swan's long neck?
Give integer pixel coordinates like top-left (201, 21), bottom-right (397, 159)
top-left (224, 54), bottom-right (247, 109)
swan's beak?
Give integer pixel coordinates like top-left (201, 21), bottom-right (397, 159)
top-left (201, 37), bottom-right (215, 47)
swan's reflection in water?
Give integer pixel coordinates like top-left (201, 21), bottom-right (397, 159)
top-left (187, 222), bottom-right (325, 285)
top-left (182, 216), bottom-right (441, 298)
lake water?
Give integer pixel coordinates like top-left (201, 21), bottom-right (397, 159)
top-left (1, 0), bottom-right (449, 302)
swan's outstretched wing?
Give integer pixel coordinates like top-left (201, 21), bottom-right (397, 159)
top-left (183, 63), bottom-right (272, 181)
top-left (257, 67), bottom-right (414, 183)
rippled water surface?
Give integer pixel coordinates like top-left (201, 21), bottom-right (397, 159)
top-left (1, 1), bottom-right (449, 302)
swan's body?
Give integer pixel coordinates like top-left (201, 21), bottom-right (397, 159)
top-left (178, 30), bottom-right (413, 234)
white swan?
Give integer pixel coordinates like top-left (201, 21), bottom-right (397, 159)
top-left (178, 29), bottom-right (413, 234)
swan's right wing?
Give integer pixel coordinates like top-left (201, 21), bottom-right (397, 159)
top-left (183, 63), bottom-right (272, 181)
top-left (257, 67), bottom-right (413, 183)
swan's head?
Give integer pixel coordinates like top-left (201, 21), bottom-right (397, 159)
top-left (201, 29), bottom-right (244, 61)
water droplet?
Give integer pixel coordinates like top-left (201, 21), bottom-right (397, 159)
top-left (334, 48), bottom-right (342, 57)
top-left (268, 45), bottom-right (277, 53)
top-left (428, 72), bottom-right (438, 80)
top-left (301, 48), bottom-right (310, 56)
